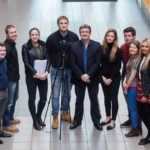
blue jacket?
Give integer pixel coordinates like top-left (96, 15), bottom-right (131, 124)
top-left (0, 58), bottom-right (8, 90)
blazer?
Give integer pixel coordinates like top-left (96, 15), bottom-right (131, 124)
top-left (22, 39), bottom-right (50, 76)
top-left (137, 57), bottom-right (150, 97)
top-left (70, 39), bottom-right (103, 86)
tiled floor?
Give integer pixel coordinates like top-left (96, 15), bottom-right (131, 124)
top-left (0, 0), bottom-right (150, 150)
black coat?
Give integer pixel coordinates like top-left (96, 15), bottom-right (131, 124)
top-left (70, 40), bottom-right (103, 86)
top-left (22, 39), bottom-right (50, 76)
top-left (137, 58), bottom-right (150, 97)
top-left (4, 39), bottom-right (20, 81)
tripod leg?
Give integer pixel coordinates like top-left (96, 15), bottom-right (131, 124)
top-left (43, 67), bottom-right (59, 129)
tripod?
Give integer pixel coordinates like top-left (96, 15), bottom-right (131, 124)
top-left (43, 50), bottom-right (72, 140)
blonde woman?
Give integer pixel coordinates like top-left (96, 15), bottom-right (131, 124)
top-left (137, 38), bottom-right (150, 145)
top-left (101, 29), bottom-right (121, 130)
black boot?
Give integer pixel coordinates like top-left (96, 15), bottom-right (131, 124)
top-left (0, 140), bottom-right (3, 144)
top-left (37, 118), bottom-right (46, 127)
top-left (125, 127), bottom-right (140, 137)
top-left (33, 120), bottom-right (41, 130)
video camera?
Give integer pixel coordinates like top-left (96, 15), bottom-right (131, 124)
top-left (59, 40), bottom-right (71, 55)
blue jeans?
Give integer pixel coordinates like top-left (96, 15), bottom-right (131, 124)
top-left (51, 67), bottom-right (71, 115)
top-left (127, 89), bottom-right (140, 128)
top-left (3, 81), bottom-right (19, 126)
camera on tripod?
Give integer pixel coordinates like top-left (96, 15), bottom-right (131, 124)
top-left (59, 40), bottom-right (71, 55)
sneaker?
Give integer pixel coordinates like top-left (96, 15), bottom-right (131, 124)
top-left (120, 120), bottom-right (131, 128)
top-left (11, 119), bottom-right (21, 125)
top-left (3, 126), bottom-right (19, 133)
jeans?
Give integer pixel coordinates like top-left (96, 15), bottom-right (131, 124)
top-left (127, 89), bottom-right (140, 128)
top-left (121, 77), bottom-right (131, 121)
top-left (3, 81), bottom-right (19, 126)
top-left (0, 90), bottom-right (8, 132)
top-left (51, 67), bottom-right (71, 115)
top-left (26, 76), bottom-right (48, 121)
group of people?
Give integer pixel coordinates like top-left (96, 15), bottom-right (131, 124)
top-left (0, 16), bottom-right (150, 146)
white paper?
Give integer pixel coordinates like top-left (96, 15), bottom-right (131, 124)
top-left (34, 59), bottom-right (47, 73)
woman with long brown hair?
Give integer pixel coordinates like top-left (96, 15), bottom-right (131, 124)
top-left (137, 38), bottom-right (150, 145)
top-left (100, 29), bottom-right (121, 130)
top-left (22, 28), bottom-right (50, 130)
top-left (123, 40), bottom-right (141, 137)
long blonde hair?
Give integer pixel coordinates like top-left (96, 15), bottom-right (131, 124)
top-left (138, 38), bottom-right (150, 71)
top-left (102, 29), bottom-right (118, 62)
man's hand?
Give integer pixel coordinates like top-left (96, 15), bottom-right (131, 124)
top-left (81, 74), bottom-right (90, 83)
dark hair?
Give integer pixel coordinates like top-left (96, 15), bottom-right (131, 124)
top-left (79, 24), bottom-right (91, 33)
top-left (29, 28), bottom-right (40, 35)
top-left (5, 25), bottom-right (15, 34)
top-left (57, 16), bottom-right (69, 24)
top-left (0, 42), bottom-right (6, 47)
top-left (123, 27), bottom-right (136, 36)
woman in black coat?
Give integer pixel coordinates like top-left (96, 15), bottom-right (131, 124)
top-left (100, 29), bottom-right (121, 130)
top-left (137, 38), bottom-right (150, 145)
top-left (22, 28), bottom-right (50, 130)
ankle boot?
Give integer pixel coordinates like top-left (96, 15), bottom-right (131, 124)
top-left (33, 120), bottom-right (41, 130)
top-left (52, 115), bottom-right (58, 129)
top-left (138, 125), bottom-right (143, 135)
top-left (37, 118), bottom-right (46, 127)
top-left (61, 110), bottom-right (74, 123)
top-left (125, 127), bottom-right (140, 137)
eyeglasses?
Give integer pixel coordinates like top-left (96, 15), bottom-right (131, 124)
top-left (80, 31), bottom-right (90, 33)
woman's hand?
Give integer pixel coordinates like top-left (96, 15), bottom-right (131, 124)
top-left (33, 72), bottom-right (48, 80)
top-left (33, 73), bottom-right (41, 79)
top-left (124, 89), bottom-right (128, 94)
top-left (123, 82), bottom-right (128, 90)
top-left (141, 96), bottom-right (147, 103)
top-left (40, 71), bottom-right (48, 80)
top-left (104, 78), bottom-right (112, 86)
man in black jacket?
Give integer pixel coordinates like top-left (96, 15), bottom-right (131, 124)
top-left (70, 24), bottom-right (103, 130)
top-left (46, 16), bottom-right (79, 129)
top-left (3, 25), bottom-right (20, 133)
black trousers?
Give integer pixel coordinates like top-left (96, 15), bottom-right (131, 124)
top-left (137, 101), bottom-right (150, 137)
top-left (101, 76), bottom-right (121, 120)
top-left (26, 76), bottom-right (48, 121)
top-left (74, 84), bottom-right (101, 124)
